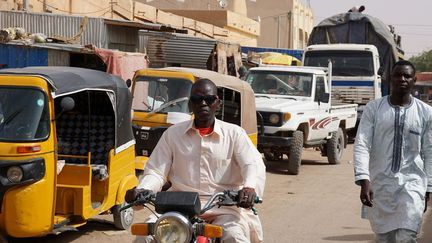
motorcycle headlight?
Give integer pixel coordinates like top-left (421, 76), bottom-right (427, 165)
top-left (154, 212), bottom-right (192, 243)
top-left (269, 113), bottom-right (280, 124)
top-left (7, 166), bottom-right (23, 183)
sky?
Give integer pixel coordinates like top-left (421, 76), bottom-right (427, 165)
top-left (309, 0), bottom-right (432, 58)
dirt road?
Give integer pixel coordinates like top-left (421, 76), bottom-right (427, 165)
top-left (8, 145), bottom-right (432, 242)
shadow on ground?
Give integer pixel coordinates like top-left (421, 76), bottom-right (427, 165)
top-left (7, 218), bottom-right (126, 243)
top-left (264, 159), bottom-right (329, 175)
top-left (322, 233), bottom-right (375, 242)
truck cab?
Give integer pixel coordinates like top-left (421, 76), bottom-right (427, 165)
top-left (246, 65), bottom-right (357, 175)
top-left (303, 44), bottom-right (382, 107)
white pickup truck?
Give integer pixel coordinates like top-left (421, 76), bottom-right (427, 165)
top-left (245, 65), bottom-right (357, 175)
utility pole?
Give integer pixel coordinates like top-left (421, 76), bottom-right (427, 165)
top-left (23, 0), bottom-right (29, 11)
top-left (288, 11), bottom-right (293, 49)
top-left (277, 15), bottom-right (281, 48)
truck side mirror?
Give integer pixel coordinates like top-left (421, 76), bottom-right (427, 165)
top-left (377, 67), bottom-right (384, 76)
top-left (126, 79), bottom-right (132, 88)
top-left (320, 93), bottom-right (330, 103)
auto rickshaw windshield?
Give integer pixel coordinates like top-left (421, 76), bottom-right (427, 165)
top-left (0, 87), bottom-right (49, 141)
top-left (132, 76), bottom-right (192, 114)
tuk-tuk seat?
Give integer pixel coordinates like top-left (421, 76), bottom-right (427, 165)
top-left (56, 164), bottom-right (91, 215)
top-left (57, 113), bottom-right (114, 166)
top-left (57, 153), bottom-right (108, 181)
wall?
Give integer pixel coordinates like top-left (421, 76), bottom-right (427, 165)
top-left (247, 0), bottom-right (313, 49)
top-left (0, 0), bottom-right (258, 46)
top-left (142, 0), bottom-right (313, 49)
top-left (163, 10), bottom-right (259, 46)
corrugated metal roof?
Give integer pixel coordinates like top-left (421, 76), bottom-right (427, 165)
top-left (0, 10), bottom-right (108, 48)
top-left (141, 31), bottom-right (216, 69)
top-left (0, 11), bottom-right (108, 48)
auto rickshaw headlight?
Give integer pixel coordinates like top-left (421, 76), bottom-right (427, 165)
top-left (269, 113), bottom-right (280, 124)
top-left (154, 212), bottom-right (191, 243)
top-left (7, 166), bottom-right (23, 183)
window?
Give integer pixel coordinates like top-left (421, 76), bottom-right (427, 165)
top-left (304, 50), bottom-right (374, 76)
top-left (0, 87), bottom-right (49, 141)
top-left (314, 76), bottom-right (326, 102)
top-left (246, 70), bottom-right (313, 97)
top-left (216, 87), bottom-right (241, 126)
top-left (132, 76), bottom-right (192, 114)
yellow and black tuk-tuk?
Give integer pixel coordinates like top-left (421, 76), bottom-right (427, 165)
top-left (131, 67), bottom-right (258, 171)
top-left (0, 67), bottom-right (138, 238)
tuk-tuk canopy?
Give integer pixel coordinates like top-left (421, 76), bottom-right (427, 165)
top-left (158, 67), bottom-right (258, 135)
top-left (0, 66), bottom-right (134, 150)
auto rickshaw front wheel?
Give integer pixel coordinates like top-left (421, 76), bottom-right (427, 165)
top-left (112, 202), bottom-right (134, 230)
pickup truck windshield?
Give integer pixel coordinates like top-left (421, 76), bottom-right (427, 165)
top-left (304, 50), bottom-right (374, 76)
top-left (246, 70), bottom-right (313, 97)
top-left (132, 76), bottom-right (192, 114)
top-left (0, 87), bottom-right (49, 141)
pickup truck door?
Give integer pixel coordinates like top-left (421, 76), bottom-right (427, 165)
top-left (309, 75), bottom-right (331, 141)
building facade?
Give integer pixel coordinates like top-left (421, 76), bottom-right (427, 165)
top-left (142, 0), bottom-right (314, 49)
top-left (0, 0), bottom-right (259, 46)
top-left (248, 0), bottom-right (313, 49)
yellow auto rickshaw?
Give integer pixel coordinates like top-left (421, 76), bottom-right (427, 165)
top-left (131, 67), bottom-right (258, 171)
top-left (0, 67), bottom-right (138, 238)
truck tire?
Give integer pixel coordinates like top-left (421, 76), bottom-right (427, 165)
top-left (327, 128), bottom-right (344, 165)
top-left (288, 131), bottom-right (303, 175)
top-left (113, 202), bottom-right (134, 230)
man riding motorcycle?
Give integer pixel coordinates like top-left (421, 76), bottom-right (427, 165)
top-left (126, 78), bottom-right (266, 242)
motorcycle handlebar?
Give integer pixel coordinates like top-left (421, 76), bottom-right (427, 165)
top-left (121, 190), bottom-right (263, 214)
top-left (120, 190), bottom-right (155, 212)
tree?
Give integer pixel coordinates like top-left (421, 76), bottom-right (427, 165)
top-left (409, 50), bottom-right (432, 72)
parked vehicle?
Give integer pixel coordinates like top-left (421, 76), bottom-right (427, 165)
top-left (0, 67), bottom-right (137, 238)
top-left (246, 64), bottom-right (357, 175)
top-left (121, 190), bottom-right (262, 242)
top-left (131, 67), bottom-right (258, 174)
top-left (303, 11), bottom-right (404, 136)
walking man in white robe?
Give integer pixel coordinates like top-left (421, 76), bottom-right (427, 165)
top-left (354, 60), bottom-right (432, 243)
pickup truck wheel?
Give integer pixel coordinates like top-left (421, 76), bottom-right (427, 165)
top-left (327, 128), bottom-right (344, 164)
top-left (288, 131), bottom-right (303, 175)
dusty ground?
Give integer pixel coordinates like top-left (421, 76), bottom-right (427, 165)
top-left (7, 144), bottom-right (432, 243)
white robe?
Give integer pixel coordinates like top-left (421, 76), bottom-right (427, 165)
top-left (354, 96), bottom-right (432, 234)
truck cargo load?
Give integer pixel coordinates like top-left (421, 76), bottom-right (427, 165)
top-left (306, 11), bottom-right (403, 97)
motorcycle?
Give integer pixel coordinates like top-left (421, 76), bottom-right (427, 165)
top-left (121, 190), bottom-right (263, 243)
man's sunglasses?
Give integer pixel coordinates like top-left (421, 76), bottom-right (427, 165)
top-left (190, 94), bottom-right (219, 105)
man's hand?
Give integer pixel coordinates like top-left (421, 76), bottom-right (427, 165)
top-left (425, 192), bottom-right (430, 213)
top-left (125, 187), bottom-right (151, 204)
top-left (238, 187), bottom-right (256, 208)
top-left (359, 179), bottom-right (373, 207)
